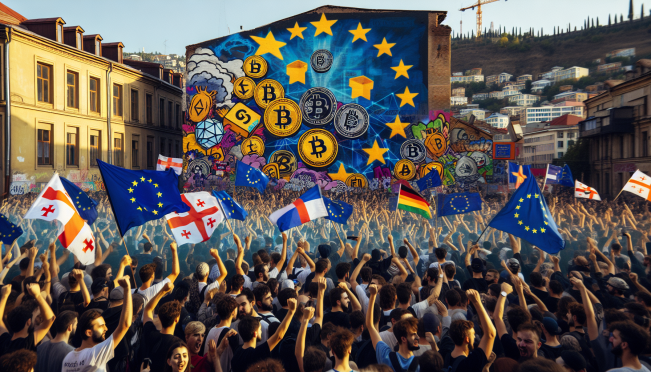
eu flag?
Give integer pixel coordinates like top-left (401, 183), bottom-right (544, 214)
top-left (416, 169), bottom-right (442, 192)
top-left (558, 165), bottom-right (574, 188)
top-left (437, 193), bottom-right (482, 217)
top-left (323, 197), bottom-right (353, 224)
top-left (235, 161), bottom-right (269, 194)
top-left (60, 177), bottom-right (99, 225)
top-left (508, 162), bottom-right (532, 183)
top-left (212, 190), bottom-right (248, 221)
top-left (97, 160), bottom-right (190, 236)
top-left (0, 213), bottom-right (22, 245)
top-left (489, 175), bottom-right (565, 254)
top-left (545, 164), bottom-right (563, 185)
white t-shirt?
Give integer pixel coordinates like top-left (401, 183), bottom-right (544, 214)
top-left (269, 267), bottom-right (279, 279)
top-left (380, 330), bottom-right (397, 351)
top-left (296, 266), bottom-right (312, 285)
top-left (243, 275), bottom-right (253, 290)
top-left (204, 327), bottom-right (233, 372)
top-left (61, 334), bottom-right (114, 372)
top-left (410, 300), bottom-right (431, 319)
top-left (355, 284), bottom-right (370, 315)
top-left (131, 277), bottom-right (170, 305)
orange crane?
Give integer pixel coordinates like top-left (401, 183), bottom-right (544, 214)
top-left (460, 0), bottom-right (501, 39)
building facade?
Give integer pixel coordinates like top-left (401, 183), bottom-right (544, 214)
top-left (517, 74), bottom-right (532, 83)
top-left (486, 113), bottom-right (509, 129)
top-left (523, 120), bottom-right (579, 171)
top-left (508, 94), bottom-right (541, 107)
top-left (524, 104), bottom-right (585, 125)
top-left (451, 87), bottom-right (465, 97)
top-left (472, 93), bottom-right (489, 101)
top-left (450, 96), bottom-right (468, 106)
top-left (531, 79), bottom-right (553, 93)
top-left (451, 75), bottom-right (484, 83)
top-left (0, 8), bottom-right (183, 198)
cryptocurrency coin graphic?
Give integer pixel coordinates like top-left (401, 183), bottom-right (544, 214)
top-left (394, 159), bottom-right (416, 180)
top-left (299, 87), bottom-right (337, 126)
top-left (419, 162), bottom-right (444, 179)
top-left (269, 150), bottom-right (298, 178)
top-left (241, 136), bottom-right (265, 156)
top-left (310, 49), bottom-right (333, 73)
top-left (334, 103), bottom-right (369, 139)
top-left (243, 55), bottom-right (268, 79)
top-left (400, 139), bottom-right (427, 164)
top-left (262, 163), bottom-right (280, 179)
top-left (188, 86), bottom-right (214, 123)
top-left (298, 129), bottom-right (338, 168)
top-left (345, 174), bottom-right (368, 188)
top-left (254, 79), bottom-right (285, 109)
top-left (264, 98), bottom-right (302, 137)
top-left (424, 132), bottom-right (448, 158)
top-left (233, 77), bottom-right (256, 100)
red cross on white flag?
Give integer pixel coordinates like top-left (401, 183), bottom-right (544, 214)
top-left (157, 155), bottom-right (183, 175)
top-left (23, 173), bottom-right (96, 265)
top-left (165, 192), bottom-right (224, 244)
top-left (622, 170), bottom-right (651, 201)
top-left (574, 180), bottom-right (601, 201)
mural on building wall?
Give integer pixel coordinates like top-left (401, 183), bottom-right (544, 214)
top-left (182, 10), bottom-right (489, 192)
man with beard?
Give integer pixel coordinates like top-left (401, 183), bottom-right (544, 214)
top-left (323, 283), bottom-right (362, 329)
top-left (0, 283), bottom-right (55, 354)
top-left (252, 263), bottom-right (270, 290)
top-left (61, 277), bottom-right (132, 372)
top-left (232, 289), bottom-right (269, 345)
top-left (514, 323), bottom-right (543, 360)
top-left (606, 321), bottom-right (651, 372)
top-left (36, 311), bottom-right (78, 372)
top-left (253, 285), bottom-right (280, 324)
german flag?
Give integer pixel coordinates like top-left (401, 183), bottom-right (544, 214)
top-left (397, 184), bottom-right (432, 219)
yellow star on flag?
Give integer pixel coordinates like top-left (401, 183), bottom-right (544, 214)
top-left (527, 194), bottom-right (532, 198)
top-left (152, 210), bottom-right (158, 215)
top-left (154, 184), bottom-right (159, 188)
top-left (158, 202), bottom-right (163, 208)
top-left (137, 207), bottom-right (142, 211)
top-left (535, 193), bottom-right (539, 198)
top-left (514, 213), bottom-right (519, 218)
top-left (140, 177), bottom-right (145, 181)
top-left (515, 205), bottom-right (520, 210)
top-left (396, 87), bottom-right (418, 107)
top-left (311, 13), bottom-right (337, 36)
top-left (349, 22), bottom-right (371, 42)
top-left (391, 60), bottom-right (412, 79)
top-left (533, 229), bottom-right (537, 233)
top-left (362, 139), bottom-right (389, 165)
top-left (130, 198), bottom-right (135, 203)
top-left (525, 226), bottom-right (530, 231)
top-left (286, 22), bottom-right (307, 40)
top-left (541, 228), bottom-right (546, 233)
top-left (251, 31), bottom-right (286, 60)
top-left (128, 187), bottom-right (134, 193)
top-left (519, 198), bottom-right (524, 202)
top-left (385, 115), bottom-right (410, 139)
top-left (518, 221), bottom-right (523, 225)
top-left (132, 180), bottom-right (138, 186)
top-left (148, 179), bottom-right (152, 183)
top-left (328, 163), bottom-right (352, 182)
top-left (373, 38), bottom-right (395, 57)
top-left (157, 192), bottom-right (162, 197)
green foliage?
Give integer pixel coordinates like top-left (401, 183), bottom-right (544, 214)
top-left (554, 139), bottom-right (590, 180)
top-left (476, 98), bottom-right (509, 112)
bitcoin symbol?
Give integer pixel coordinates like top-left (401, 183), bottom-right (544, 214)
top-left (274, 106), bottom-right (292, 129)
top-left (435, 138), bottom-right (443, 148)
top-left (306, 95), bottom-right (327, 117)
top-left (345, 174), bottom-right (368, 188)
top-left (264, 99), bottom-right (301, 137)
top-left (343, 111), bottom-right (359, 131)
top-left (316, 55), bottom-right (324, 67)
top-left (233, 77), bottom-right (256, 100)
top-left (255, 79), bottom-right (284, 109)
top-left (298, 129), bottom-right (337, 168)
top-left (244, 56), bottom-right (268, 79)
top-left (238, 84), bottom-right (249, 96)
top-left (400, 140), bottom-right (426, 164)
top-left (300, 88), bottom-right (336, 126)
top-left (407, 145), bottom-right (419, 158)
top-left (334, 103), bottom-right (369, 139)
top-left (394, 159), bottom-right (415, 180)
top-left (250, 60), bottom-right (261, 74)
top-left (309, 136), bottom-right (326, 158)
top-left (242, 136), bottom-right (265, 157)
top-left (236, 109), bottom-right (251, 124)
top-left (277, 155), bottom-right (290, 172)
top-left (263, 85), bottom-right (277, 103)
top-left (400, 165), bottom-right (410, 176)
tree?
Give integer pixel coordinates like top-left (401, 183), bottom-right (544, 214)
top-left (592, 18), bottom-right (595, 28)
top-left (621, 14), bottom-right (624, 23)
top-left (629, 0), bottom-right (634, 21)
top-left (596, 17), bottom-right (599, 27)
top-left (642, 4), bottom-right (645, 19)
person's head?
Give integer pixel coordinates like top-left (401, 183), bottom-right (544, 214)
top-left (556, 351), bottom-right (587, 372)
top-left (165, 341), bottom-right (189, 372)
top-left (329, 287), bottom-right (350, 312)
top-left (278, 287), bottom-right (298, 308)
top-left (612, 243), bottom-right (622, 253)
top-left (320, 322), bottom-right (337, 346)
top-left (139, 263), bottom-right (157, 284)
top-left (238, 315), bottom-right (262, 342)
top-left (506, 305), bottom-right (532, 333)
top-left (635, 291), bottom-right (651, 308)
top-left (184, 321), bottom-right (206, 356)
top-left (371, 274), bottom-right (387, 288)
top-left (394, 317), bottom-right (420, 351)
top-left (609, 320), bottom-right (650, 357)
top-left (519, 358), bottom-right (564, 372)
top-left (18, 258), bottom-right (29, 272)
top-left (516, 322), bottom-right (542, 360)
top-left (360, 267), bottom-right (372, 283)
top-left (91, 278), bottom-right (110, 298)
top-left (216, 294), bottom-right (238, 320)
top-left (379, 284), bottom-right (397, 310)
top-left (254, 263), bottom-right (269, 282)
top-left (303, 347), bottom-right (327, 372)
top-left (567, 303), bottom-right (586, 326)
top-left (91, 264), bottom-right (113, 281)
top-left (236, 289), bottom-right (255, 319)
top-left (449, 319), bottom-right (475, 348)
top-left (485, 269), bottom-right (499, 284)
top-left (396, 282), bottom-right (413, 305)
top-left (444, 264), bottom-right (456, 279)
top-left (231, 274), bottom-right (245, 292)
top-left (530, 272), bottom-right (544, 288)
top-left (77, 309), bottom-right (106, 344)
top-left (425, 267), bottom-right (439, 284)
top-left (418, 350), bottom-right (444, 372)
top-left (350, 310), bottom-right (365, 334)
top-left (434, 247), bottom-right (447, 260)
top-left (195, 262), bottom-right (209, 280)
top-left (159, 300), bottom-right (182, 329)
top-left (0, 349), bottom-right (37, 372)
top-left (549, 280), bottom-right (563, 296)
top-left (418, 313), bottom-right (441, 338)
top-left (335, 262), bottom-right (351, 281)
top-left (6, 305), bottom-right (36, 334)
top-left (330, 328), bottom-right (355, 360)
top-left (493, 357), bottom-right (521, 372)
top-left (270, 252), bottom-right (281, 269)
top-left (606, 277), bottom-right (629, 296)
top-left (253, 285), bottom-right (274, 312)
top-left (244, 358), bottom-right (285, 372)
top-left (143, 242), bottom-right (153, 253)
top-left (315, 259), bottom-right (330, 274)
top-left (445, 288), bottom-right (461, 308)
top-left (53, 310), bottom-right (78, 338)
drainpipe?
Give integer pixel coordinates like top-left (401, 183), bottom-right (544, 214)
top-left (106, 62), bottom-right (112, 164)
top-left (3, 27), bottom-right (11, 200)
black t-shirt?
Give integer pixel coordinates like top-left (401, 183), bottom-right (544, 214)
top-left (539, 343), bottom-right (564, 360)
top-left (543, 296), bottom-right (559, 313)
top-left (141, 321), bottom-right (182, 372)
top-left (462, 277), bottom-right (488, 293)
top-left (84, 299), bottom-right (110, 312)
top-left (323, 311), bottom-right (351, 329)
top-left (231, 341), bottom-right (272, 372)
top-left (530, 287), bottom-right (549, 301)
top-left (58, 290), bottom-right (86, 314)
top-left (0, 332), bottom-right (36, 354)
top-left (500, 333), bottom-right (521, 361)
top-left (447, 349), bottom-right (488, 372)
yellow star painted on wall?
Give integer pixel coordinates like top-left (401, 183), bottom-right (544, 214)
top-left (287, 22), bottom-right (307, 40)
top-left (396, 87), bottom-right (418, 107)
top-left (349, 22), bottom-right (371, 42)
top-left (286, 60), bottom-right (308, 84)
top-left (363, 139), bottom-right (389, 165)
top-left (311, 13), bottom-right (337, 36)
top-left (373, 38), bottom-right (395, 57)
top-left (385, 115), bottom-right (410, 139)
top-left (251, 31), bottom-right (287, 60)
top-left (391, 60), bottom-right (412, 79)
top-left (328, 163), bottom-right (352, 182)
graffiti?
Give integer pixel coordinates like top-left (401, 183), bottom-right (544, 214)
top-left (10, 182), bottom-right (30, 195)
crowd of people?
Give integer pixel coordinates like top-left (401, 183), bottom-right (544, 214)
top-left (0, 187), bottom-right (650, 372)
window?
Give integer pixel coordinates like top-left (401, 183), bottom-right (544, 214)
top-left (37, 127), bottom-right (52, 165)
top-left (146, 94), bottom-right (153, 124)
top-left (558, 152), bottom-right (564, 158)
top-left (631, 135), bottom-right (635, 158)
top-left (160, 138), bottom-right (166, 156)
top-left (168, 101), bottom-right (173, 129)
top-left (644, 132), bottom-right (648, 157)
top-left (89, 77), bottom-right (100, 113)
top-left (131, 90), bottom-right (139, 122)
top-left (176, 140), bottom-right (180, 158)
top-left (90, 130), bottom-right (101, 166)
top-left (66, 128), bottom-right (79, 166)
top-left (568, 133), bottom-right (575, 138)
top-left (112, 84), bottom-right (123, 116)
top-left (132, 137), bottom-right (139, 167)
top-left (66, 71), bottom-right (79, 108)
top-left (37, 63), bottom-right (52, 103)
top-left (620, 136), bottom-right (624, 158)
top-left (159, 98), bottom-right (165, 126)
top-left (557, 132), bottom-right (564, 139)
top-left (76, 33), bottom-right (82, 49)
top-left (114, 134), bottom-right (124, 167)
top-left (95, 40), bottom-right (100, 56)
top-left (175, 104), bottom-right (180, 128)
top-left (147, 137), bottom-right (154, 168)
top-left (558, 141), bottom-right (564, 148)
top-left (57, 24), bottom-right (63, 42)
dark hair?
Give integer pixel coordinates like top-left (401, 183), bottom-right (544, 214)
top-left (238, 315), bottom-right (261, 342)
top-left (270, 252), bottom-right (281, 265)
top-left (144, 242), bottom-right (153, 252)
top-left (6, 306), bottom-right (33, 333)
top-left (19, 258), bottom-right (30, 271)
top-left (556, 297), bottom-right (577, 319)
top-left (549, 280), bottom-right (563, 295)
top-left (379, 284), bottom-right (397, 310)
top-left (396, 282), bottom-right (413, 305)
top-left (303, 347), bottom-right (327, 372)
top-left (609, 321), bottom-right (650, 355)
top-left (636, 291), bottom-right (651, 307)
top-left (315, 259), bottom-right (329, 274)
top-left (321, 322), bottom-right (337, 341)
top-left (605, 308), bottom-right (631, 324)
top-left (266, 278), bottom-right (278, 295)
top-left (159, 301), bottom-right (182, 328)
top-left (77, 309), bottom-right (103, 340)
top-left (517, 322), bottom-right (542, 343)
top-left (359, 267), bottom-right (372, 283)
top-left (278, 287), bottom-right (297, 307)
top-left (529, 272), bottom-right (544, 287)
top-left (253, 284), bottom-right (271, 304)
top-left (445, 288), bottom-right (461, 307)
top-left (54, 310), bottom-right (78, 335)
top-left (329, 287), bottom-right (346, 308)
top-left (245, 358), bottom-right (285, 372)
top-left (139, 263), bottom-right (157, 283)
top-left (254, 264), bottom-right (267, 280)
top-left (350, 310), bottom-right (365, 330)
top-left (371, 274), bottom-right (387, 286)
top-left (216, 295), bottom-right (238, 319)
top-left (568, 303), bottom-right (587, 325)
top-left (449, 319), bottom-right (474, 346)
top-left (239, 288), bottom-right (255, 303)
top-left (0, 349), bottom-right (37, 372)
top-left (444, 264), bottom-right (456, 278)
top-left (434, 247), bottom-right (447, 260)
top-left (330, 328), bottom-right (355, 359)
top-left (164, 340), bottom-right (189, 372)
top-left (232, 274), bottom-right (245, 291)
top-left (488, 283), bottom-right (501, 297)
top-left (519, 358), bottom-right (564, 372)
top-left (506, 305), bottom-right (532, 333)
top-left (172, 280), bottom-right (190, 302)
top-left (419, 350), bottom-right (444, 372)
top-left (624, 302), bottom-right (649, 318)
top-left (335, 262), bottom-right (351, 280)
top-left (91, 264), bottom-right (111, 281)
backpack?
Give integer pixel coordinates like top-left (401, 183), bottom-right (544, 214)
top-left (443, 353), bottom-right (467, 372)
top-left (389, 352), bottom-right (420, 372)
top-left (355, 339), bottom-right (377, 369)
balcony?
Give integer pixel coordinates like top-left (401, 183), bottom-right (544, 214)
top-left (579, 107), bottom-right (635, 137)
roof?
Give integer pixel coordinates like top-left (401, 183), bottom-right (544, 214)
top-left (604, 79), bottom-right (624, 88)
top-left (636, 59), bottom-right (651, 68)
top-left (0, 2), bottom-right (27, 25)
top-left (21, 17), bottom-right (64, 24)
top-left (84, 34), bottom-right (103, 40)
top-left (554, 101), bottom-right (585, 107)
top-left (548, 114), bottom-right (583, 126)
top-left (103, 42), bottom-right (124, 47)
top-left (487, 113), bottom-right (508, 119)
top-left (63, 25), bottom-right (84, 32)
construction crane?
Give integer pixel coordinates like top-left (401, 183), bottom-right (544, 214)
top-left (460, 0), bottom-right (501, 39)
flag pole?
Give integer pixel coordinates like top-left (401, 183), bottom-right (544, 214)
top-left (542, 164), bottom-right (549, 193)
top-left (613, 170), bottom-right (637, 201)
top-left (331, 220), bottom-right (343, 242)
top-left (216, 197), bottom-right (235, 235)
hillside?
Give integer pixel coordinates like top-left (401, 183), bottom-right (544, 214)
top-left (451, 18), bottom-right (651, 78)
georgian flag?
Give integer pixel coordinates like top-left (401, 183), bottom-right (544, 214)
top-left (157, 155), bottom-right (183, 175)
top-left (575, 180), bottom-right (601, 201)
top-left (24, 173), bottom-right (95, 265)
top-left (165, 192), bottom-right (224, 244)
top-left (269, 186), bottom-right (328, 232)
top-left (622, 170), bottom-right (651, 201)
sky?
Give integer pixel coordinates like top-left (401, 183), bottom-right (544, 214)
top-left (5, 0), bottom-right (650, 55)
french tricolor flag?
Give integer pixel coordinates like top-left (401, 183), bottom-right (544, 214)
top-left (269, 186), bottom-right (328, 232)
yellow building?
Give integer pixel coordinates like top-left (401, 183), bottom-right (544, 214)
top-left (0, 5), bottom-right (183, 198)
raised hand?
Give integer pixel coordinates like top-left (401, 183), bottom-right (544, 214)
top-left (500, 282), bottom-right (513, 295)
top-left (466, 289), bottom-right (481, 304)
top-left (433, 299), bottom-right (448, 317)
top-left (362, 253), bottom-right (371, 262)
top-left (26, 283), bottom-right (41, 298)
top-left (72, 269), bottom-right (84, 281)
top-left (318, 277), bottom-right (327, 291)
top-left (169, 241), bottom-right (178, 252)
top-left (629, 272), bottom-right (639, 283)
top-left (287, 298), bottom-right (297, 312)
top-left (121, 255), bottom-right (132, 266)
top-left (162, 282), bottom-right (174, 294)
top-left (369, 284), bottom-right (378, 296)
top-left (118, 276), bottom-right (131, 289)
top-left (302, 307), bottom-right (315, 321)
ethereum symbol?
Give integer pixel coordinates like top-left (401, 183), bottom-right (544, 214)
top-left (194, 99), bottom-right (205, 116)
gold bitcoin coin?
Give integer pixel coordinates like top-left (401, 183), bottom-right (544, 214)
top-left (243, 55), bottom-right (268, 79)
top-left (419, 161), bottom-right (444, 179)
top-left (424, 132), bottom-right (448, 158)
top-left (241, 136), bottom-right (265, 156)
top-left (346, 173), bottom-right (368, 188)
top-left (264, 98), bottom-right (301, 137)
top-left (298, 129), bottom-right (338, 168)
top-left (262, 163), bottom-right (280, 179)
top-left (254, 79), bottom-right (285, 109)
top-left (233, 77), bottom-right (256, 100)
top-left (269, 150), bottom-right (297, 179)
top-left (394, 159), bottom-right (416, 180)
